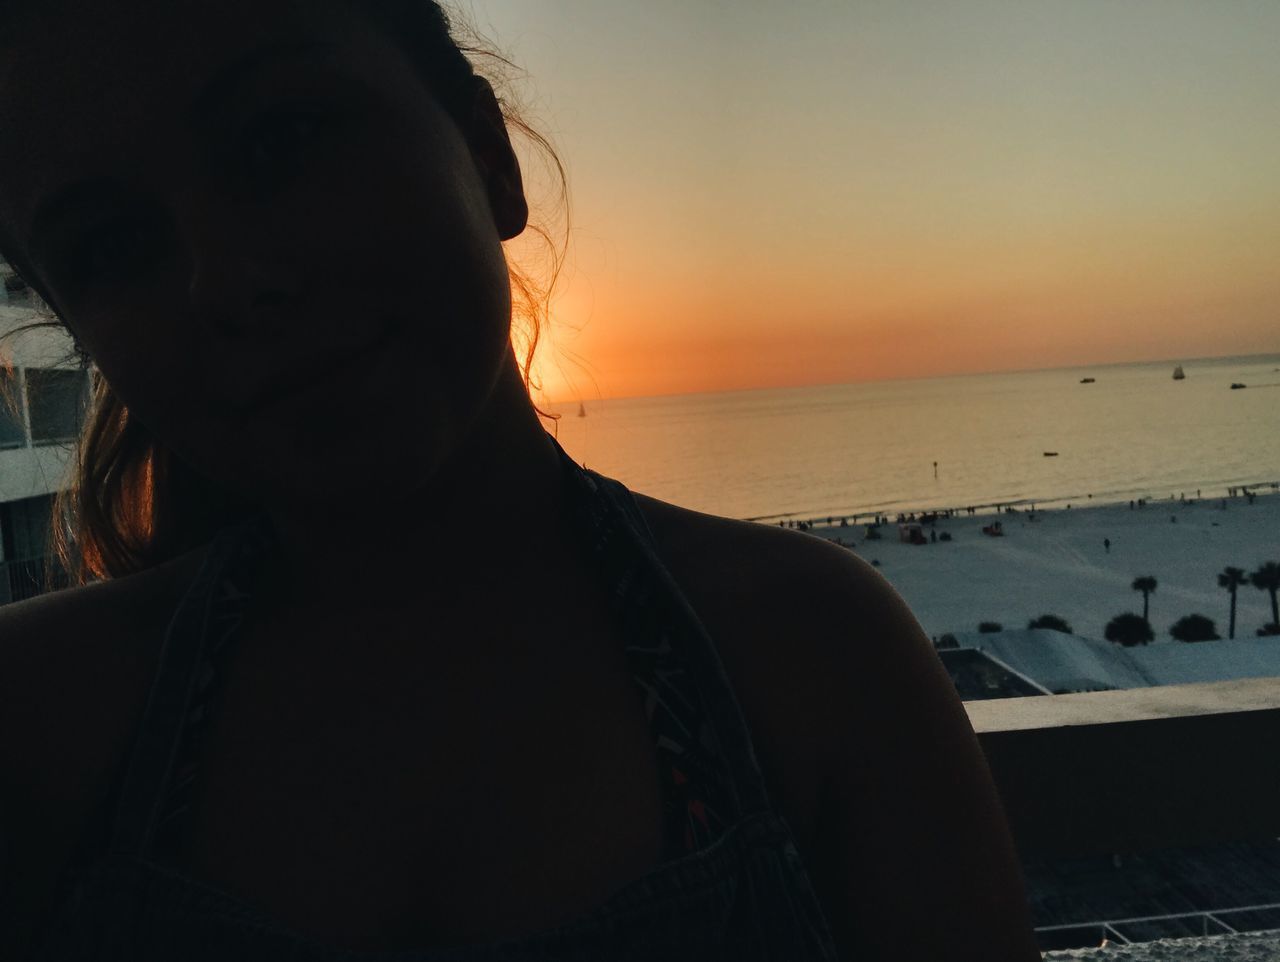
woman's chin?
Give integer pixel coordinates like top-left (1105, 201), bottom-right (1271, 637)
top-left (207, 420), bottom-right (450, 521)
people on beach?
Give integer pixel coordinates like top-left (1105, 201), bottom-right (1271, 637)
top-left (1104, 538), bottom-right (1111, 553)
top-left (0, 2), bottom-right (1039, 959)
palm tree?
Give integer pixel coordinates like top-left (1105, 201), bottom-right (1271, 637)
top-left (1217, 567), bottom-right (1248, 639)
top-left (1131, 576), bottom-right (1158, 630)
top-left (1251, 562), bottom-right (1280, 628)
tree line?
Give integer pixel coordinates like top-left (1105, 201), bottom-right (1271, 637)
top-left (1103, 562), bottom-right (1280, 645)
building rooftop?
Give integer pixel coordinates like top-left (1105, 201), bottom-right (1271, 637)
top-left (937, 646), bottom-right (1051, 699)
top-left (945, 629), bottom-right (1280, 695)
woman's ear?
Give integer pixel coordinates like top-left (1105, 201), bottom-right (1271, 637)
top-left (466, 77), bottom-right (528, 241)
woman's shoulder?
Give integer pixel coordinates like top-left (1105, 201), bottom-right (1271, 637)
top-left (632, 494), bottom-right (1041, 960)
top-left (0, 546), bottom-right (208, 936)
top-left (0, 548), bottom-right (206, 714)
top-left (629, 493), bottom-right (935, 817)
top-left (0, 546), bottom-right (207, 777)
top-left (632, 492), bottom-right (924, 672)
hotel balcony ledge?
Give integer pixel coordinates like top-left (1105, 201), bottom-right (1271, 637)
top-left (969, 676), bottom-right (1280, 858)
top-left (966, 677), bottom-right (1280, 958)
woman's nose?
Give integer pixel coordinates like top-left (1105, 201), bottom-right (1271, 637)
top-left (180, 196), bottom-right (298, 336)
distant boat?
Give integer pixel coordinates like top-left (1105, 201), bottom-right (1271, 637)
top-left (1172, 365), bottom-right (1185, 380)
top-left (577, 402), bottom-right (587, 418)
top-left (1043, 451), bottom-right (1059, 457)
top-left (1079, 377), bottom-right (1095, 384)
top-left (1230, 383), bottom-right (1247, 390)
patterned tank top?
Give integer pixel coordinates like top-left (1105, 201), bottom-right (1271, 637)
top-left (36, 436), bottom-right (841, 960)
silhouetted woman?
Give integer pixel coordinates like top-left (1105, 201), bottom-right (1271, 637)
top-left (0, 2), bottom-right (1040, 958)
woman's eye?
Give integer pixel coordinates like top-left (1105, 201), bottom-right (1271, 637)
top-left (72, 217), bottom-right (164, 284)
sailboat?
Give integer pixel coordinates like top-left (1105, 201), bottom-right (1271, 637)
top-left (577, 401), bottom-right (587, 418)
top-left (1172, 365), bottom-right (1185, 380)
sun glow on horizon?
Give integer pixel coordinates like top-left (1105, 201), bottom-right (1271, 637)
top-left (485, 0), bottom-right (1280, 403)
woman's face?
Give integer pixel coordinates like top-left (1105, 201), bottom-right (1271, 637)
top-left (0, 0), bottom-right (526, 511)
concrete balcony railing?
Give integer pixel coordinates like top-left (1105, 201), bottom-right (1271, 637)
top-left (966, 678), bottom-right (1280, 958)
top-left (969, 677), bottom-right (1280, 856)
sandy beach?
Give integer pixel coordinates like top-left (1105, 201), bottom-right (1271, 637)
top-left (806, 491), bottom-right (1280, 642)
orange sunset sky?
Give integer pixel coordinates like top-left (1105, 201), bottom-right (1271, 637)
top-left (466, 1), bottom-right (1280, 402)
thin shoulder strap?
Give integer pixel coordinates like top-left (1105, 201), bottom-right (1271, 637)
top-left (107, 517), bottom-right (267, 858)
top-left (553, 438), bottom-right (775, 819)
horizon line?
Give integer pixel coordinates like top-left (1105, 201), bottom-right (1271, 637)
top-left (539, 349), bottom-right (1280, 407)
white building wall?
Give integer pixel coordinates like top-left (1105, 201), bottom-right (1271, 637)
top-left (0, 304), bottom-right (82, 560)
top-left (0, 303), bottom-right (78, 370)
top-left (0, 443), bottom-right (75, 504)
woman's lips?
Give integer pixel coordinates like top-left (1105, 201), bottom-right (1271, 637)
top-left (241, 358), bottom-right (346, 413)
top-left (231, 327), bottom-right (394, 420)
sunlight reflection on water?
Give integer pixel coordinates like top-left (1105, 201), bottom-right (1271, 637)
top-left (547, 355), bottom-right (1280, 520)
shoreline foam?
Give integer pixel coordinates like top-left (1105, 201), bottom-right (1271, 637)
top-left (748, 479), bottom-right (1280, 526)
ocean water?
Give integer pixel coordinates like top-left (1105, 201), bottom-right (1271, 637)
top-left (546, 354), bottom-right (1280, 522)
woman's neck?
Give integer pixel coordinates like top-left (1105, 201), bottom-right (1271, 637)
top-left (257, 357), bottom-right (570, 618)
